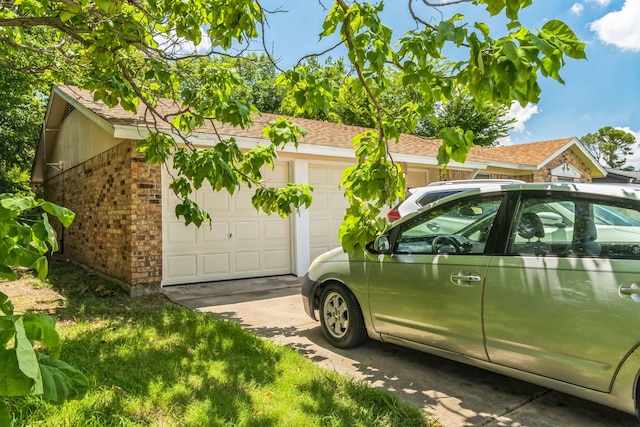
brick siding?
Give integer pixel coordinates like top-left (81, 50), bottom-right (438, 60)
top-left (45, 140), bottom-right (163, 296)
top-left (533, 151), bottom-right (592, 183)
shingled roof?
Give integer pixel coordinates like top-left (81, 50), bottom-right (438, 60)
top-left (470, 138), bottom-right (576, 166)
top-left (43, 85), bottom-right (605, 177)
top-left (54, 85), bottom-right (453, 160)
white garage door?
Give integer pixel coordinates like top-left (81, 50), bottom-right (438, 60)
top-left (163, 162), bottom-right (292, 285)
top-left (308, 163), bottom-right (349, 261)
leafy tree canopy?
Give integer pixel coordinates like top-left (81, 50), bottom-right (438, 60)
top-left (581, 126), bottom-right (638, 170)
top-left (417, 93), bottom-right (516, 147)
top-left (0, 67), bottom-right (48, 195)
top-left (0, 0), bottom-right (586, 250)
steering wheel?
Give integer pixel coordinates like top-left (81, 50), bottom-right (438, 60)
top-left (432, 235), bottom-right (462, 254)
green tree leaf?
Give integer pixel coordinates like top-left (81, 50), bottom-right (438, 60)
top-left (15, 317), bottom-right (43, 395)
top-left (39, 354), bottom-right (90, 404)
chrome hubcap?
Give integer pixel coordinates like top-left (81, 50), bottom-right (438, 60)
top-left (323, 291), bottom-right (349, 338)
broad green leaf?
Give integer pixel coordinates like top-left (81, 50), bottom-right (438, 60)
top-left (541, 20), bottom-right (586, 59)
top-left (23, 313), bottom-right (61, 358)
top-left (0, 265), bottom-right (17, 281)
top-left (38, 354), bottom-right (89, 404)
top-left (15, 317), bottom-right (43, 395)
top-left (0, 349), bottom-right (35, 396)
top-left (0, 291), bottom-right (13, 316)
top-left (40, 202), bottom-right (75, 228)
top-left (0, 194), bottom-right (34, 216)
top-left (136, 133), bottom-right (174, 164)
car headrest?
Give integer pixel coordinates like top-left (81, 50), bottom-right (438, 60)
top-left (517, 212), bottom-right (545, 240)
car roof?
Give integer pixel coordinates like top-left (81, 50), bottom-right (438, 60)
top-left (407, 179), bottom-right (524, 194)
top-left (394, 182), bottom-right (640, 226)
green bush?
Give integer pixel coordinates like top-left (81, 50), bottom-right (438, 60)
top-left (0, 193), bottom-right (87, 424)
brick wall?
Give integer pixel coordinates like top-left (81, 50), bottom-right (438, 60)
top-left (45, 140), bottom-right (163, 296)
top-left (439, 169), bottom-right (474, 181)
top-left (533, 151), bottom-right (592, 183)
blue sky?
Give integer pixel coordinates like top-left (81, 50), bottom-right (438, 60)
top-left (256, 1), bottom-right (640, 168)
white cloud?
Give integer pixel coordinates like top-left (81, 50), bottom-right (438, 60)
top-left (496, 103), bottom-right (539, 146)
top-left (506, 103), bottom-right (540, 133)
top-left (153, 28), bottom-right (213, 56)
top-left (587, 0), bottom-right (612, 6)
top-left (570, 3), bottom-right (584, 15)
top-left (590, 1), bottom-right (640, 51)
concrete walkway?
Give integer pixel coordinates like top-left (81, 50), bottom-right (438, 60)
top-left (163, 276), bottom-right (637, 427)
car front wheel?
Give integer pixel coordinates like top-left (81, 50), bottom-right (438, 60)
top-left (319, 283), bottom-right (367, 349)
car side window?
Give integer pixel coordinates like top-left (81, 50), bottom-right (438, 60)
top-left (507, 195), bottom-right (640, 258)
top-left (394, 195), bottom-right (503, 255)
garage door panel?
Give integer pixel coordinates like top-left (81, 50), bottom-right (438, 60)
top-left (310, 220), bottom-right (330, 238)
top-left (202, 222), bottom-right (229, 242)
top-left (330, 193), bottom-right (348, 210)
top-left (232, 192), bottom-right (256, 212)
top-left (165, 255), bottom-right (198, 280)
top-left (201, 190), bottom-right (230, 212)
top-left (309, 165), bottom-right (329, 184)
top-left (310, 193), bottom-right (329, 216)
top-left (202, 253), bottom-right (230, 275)
top-left (265, 250), bottom-right (289, 269)
top-left (235, 251), bottom-right (260, 272)
top-left (233, 222), bottom-right (259, 241)
top-left (163, 162), bottom-right (292, 285)
top-left (309, 164), bottom-right (349, 259)
top-left (265, 220), bottom-right (288, 240)
top-left (166, 222), bottom-right (198, 245)
top-left (163, 192), bottom-right (182, 216)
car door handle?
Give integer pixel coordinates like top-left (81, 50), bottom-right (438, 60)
top-left (619, 284), bottom-right (640, 302)
top-left (451, 273), bottom-right (482, 286)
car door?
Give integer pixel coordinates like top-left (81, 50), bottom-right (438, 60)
top-left (483, 192), bottom-right (640, 392)
top-left (368, 193), bottom-right (504, 360)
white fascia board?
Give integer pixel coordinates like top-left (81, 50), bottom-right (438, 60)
top-left (538, 138), bottom-right (607, 177)
top-left (111, 125), bottom-right (488, 169)
top-left (113, 124), bottom-right (150, 140)
top-left (52, 86), bottom-right (115, 136)
top-left (536, 139), bottom-right (576, 169)
top-left (390, 153), bottom-right (487, 169)
top-left (486, 160), bottom-right (537, 171)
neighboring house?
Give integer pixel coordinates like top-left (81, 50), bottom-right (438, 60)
top-left (31, 85), bottom-right (606, 296)
top-left (593, 168), bottom-right (640, 184)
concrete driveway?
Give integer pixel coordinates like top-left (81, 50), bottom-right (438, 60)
top-left (163, 276), bottom-right (638, 427)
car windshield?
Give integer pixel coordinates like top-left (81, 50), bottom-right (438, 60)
top-left (395, 195), bottom-right (503, 254)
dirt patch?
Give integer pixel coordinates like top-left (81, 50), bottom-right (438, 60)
top-left (0, 275), bottom-right (66, 314)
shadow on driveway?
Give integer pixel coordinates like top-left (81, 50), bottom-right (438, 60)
top-left (163, 276), bottom-right (637, 427)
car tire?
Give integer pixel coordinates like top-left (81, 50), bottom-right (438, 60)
top-left (319, 283), bottom-right (367, 349)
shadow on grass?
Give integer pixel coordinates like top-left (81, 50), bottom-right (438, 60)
top-left (9, 257), bottom-right (426, 426)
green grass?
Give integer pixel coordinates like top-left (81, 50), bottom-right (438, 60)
top-left (4, 258), bottom-right (429, 426)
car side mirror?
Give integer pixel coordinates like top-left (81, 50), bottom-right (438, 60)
top-left (373, 235), bottom-right (391, 253)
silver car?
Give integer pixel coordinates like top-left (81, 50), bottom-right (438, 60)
top-left (302, 182), bottom-right (640, 418)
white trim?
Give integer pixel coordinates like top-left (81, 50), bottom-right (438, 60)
top-left (536, 139), bottom-right (575, 169)
top-left (551, 163), bottom-right (582, 179)
top-left (292, 159), bottom-right (311, 276)
top-left (537, 138), bottom-right (607, 177)
top-left (51, 86), bottom-right (115, 137)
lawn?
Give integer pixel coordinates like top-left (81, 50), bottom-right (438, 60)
top-left (1, 257), bottom-right (430, 426)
